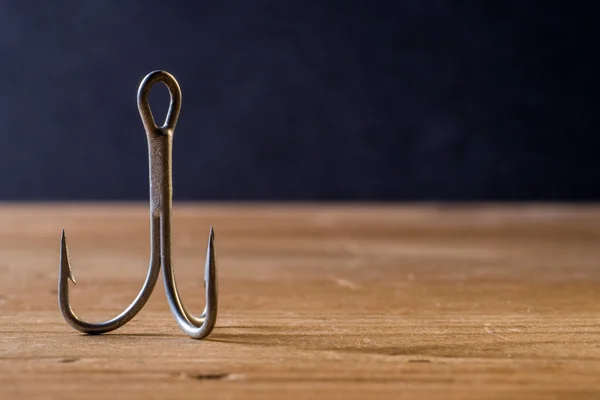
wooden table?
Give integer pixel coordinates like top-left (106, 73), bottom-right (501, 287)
top-left (0, 204), bottom-right (599, 399)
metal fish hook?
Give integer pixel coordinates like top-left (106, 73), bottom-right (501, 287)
top-left (58, 70), bottom-right (218, 339)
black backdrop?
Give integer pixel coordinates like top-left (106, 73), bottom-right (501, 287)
top-left (1, 1), bottom-right (598, 201)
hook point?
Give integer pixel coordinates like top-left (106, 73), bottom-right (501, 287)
top-left (60, 229), bottom-right (76, 285)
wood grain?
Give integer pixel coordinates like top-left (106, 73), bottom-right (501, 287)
top-left (0, 204), bottom-right (599, 399)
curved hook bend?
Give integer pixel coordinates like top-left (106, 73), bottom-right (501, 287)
top-left (58, 227), bottom-right (160, 334)
top-left (161, 226), bottom-right (218, 339)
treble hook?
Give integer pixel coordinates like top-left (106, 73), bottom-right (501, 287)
top-left (58, 70), bottom-right (218, 339)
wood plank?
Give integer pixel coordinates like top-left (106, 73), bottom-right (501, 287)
top-left (0, 204), bottom-right (599, 399)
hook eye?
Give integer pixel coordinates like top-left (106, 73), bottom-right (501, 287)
top-left (137, 70), bottom-right (182, 134)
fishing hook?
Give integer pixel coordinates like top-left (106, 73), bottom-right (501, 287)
top-left (58, 70), bottom-right (218, 339)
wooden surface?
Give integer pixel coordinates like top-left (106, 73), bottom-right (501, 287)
top-left (1, 204), bottom-right (599, 399)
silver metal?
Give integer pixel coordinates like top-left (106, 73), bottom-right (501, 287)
top-left (58, 70), bottom-right (218, 339)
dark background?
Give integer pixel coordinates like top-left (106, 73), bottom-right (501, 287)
top-left (1, 1), bottom-right (598, 201)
